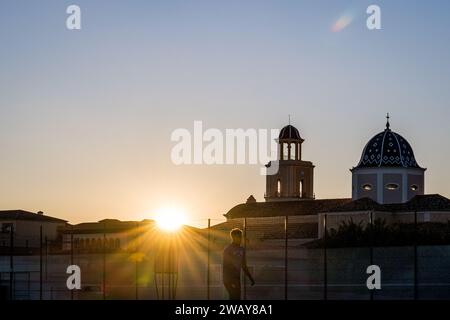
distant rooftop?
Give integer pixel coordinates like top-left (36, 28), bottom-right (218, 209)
top-left (324, 194), bottom-right (450, 213)
top-left (224, 198), bottom-right (352, 219)
top-left (0, 210), bottom-right (67, 223)
top-left (61, 219), bottom-right (157, 234)
top-left (59, 219), bottom-right (202, 234)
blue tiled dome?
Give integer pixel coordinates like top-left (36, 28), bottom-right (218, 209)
top-left (356, 122), bottom-right (422, 169)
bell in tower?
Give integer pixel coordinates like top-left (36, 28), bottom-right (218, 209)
top-left (265, 123), bottom-right (315, 202)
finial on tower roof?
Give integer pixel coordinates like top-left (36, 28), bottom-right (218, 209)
top-left (386, 112), bottom-right (390, 130)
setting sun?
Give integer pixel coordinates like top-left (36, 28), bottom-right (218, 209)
top-left (154, 206), bottom-right (187, 232)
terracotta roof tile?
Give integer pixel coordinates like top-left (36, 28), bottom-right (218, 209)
top-left (224, 198), bottom-right (352, 219)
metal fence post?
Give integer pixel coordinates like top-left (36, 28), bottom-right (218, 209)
top-left (369, 211), bottom-right (374, 301)
top-left (207, 218), bottom-right (211, 300)
top-left (414, 210), bottom-right (418, 300)
top-left (135, 222), bottom-right (139, 300)
top-left (162, 241), bottom-right (165, 300)
top-left (45, 236), bottom-right (48, 281)
top-left (71, 224), bottom-right (74, 300)
top-left (168, 240), bottom-right (173, 300)
top-left (9, 224), bottom-right (14, 300)
top-left (284, 215), bottom-right (288, 300)
top-left (323, 214), bottom-right (327, 301)
top-left (103, 222), bottom-right (106, 300)
top-left (40, 225), bottom-right (43, 300)
top-left (243, 218), bottom-right (247, 300)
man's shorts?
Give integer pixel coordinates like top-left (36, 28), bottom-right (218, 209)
top-left (224, 281), bottom-right (241, 300)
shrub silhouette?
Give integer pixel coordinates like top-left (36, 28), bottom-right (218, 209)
top-left (308, 218), bottom-right (450, 248)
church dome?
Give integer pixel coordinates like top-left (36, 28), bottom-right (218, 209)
top-left (279, 125), bottom-right (302, 140)
top-left (356, 118), bottom-right (422, 169)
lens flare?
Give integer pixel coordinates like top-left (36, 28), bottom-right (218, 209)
top-left (331, 12), bottom-right (354, 32)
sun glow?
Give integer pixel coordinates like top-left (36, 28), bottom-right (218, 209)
top-left (154, 206), bottom-right (187, 232)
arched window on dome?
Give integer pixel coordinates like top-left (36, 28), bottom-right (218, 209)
top-left (386, 183), bottom-right (399, 191)
top-left (290, 143), bottom-right (296, 160)
top-left (277, 179), bottom-right (281, 197)
top-left (283, 143), bottom-right (289, 160)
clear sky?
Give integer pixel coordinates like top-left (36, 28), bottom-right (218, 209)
top-left (1, 0), bottom-right (450, 227)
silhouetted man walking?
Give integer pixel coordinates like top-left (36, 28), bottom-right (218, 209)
top-left (222, 228), bottom-right (255, 300)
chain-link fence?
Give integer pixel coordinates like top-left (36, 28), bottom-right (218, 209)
top-left (1, 214), bottom-right (450, 300)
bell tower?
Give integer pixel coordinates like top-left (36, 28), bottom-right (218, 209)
top-left (265, 123), bottom-right (315, 202)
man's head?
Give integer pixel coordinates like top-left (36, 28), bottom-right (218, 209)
top-left (230, 228), bottom-right (243, 245)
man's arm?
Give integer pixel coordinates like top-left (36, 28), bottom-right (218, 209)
top-left (242, 250), bottom-right (255, 286)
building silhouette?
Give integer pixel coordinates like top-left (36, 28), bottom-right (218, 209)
top-left (0, 210), bottom-right (66, 250)
top-left (223, 117), bottom-right (450, 240)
